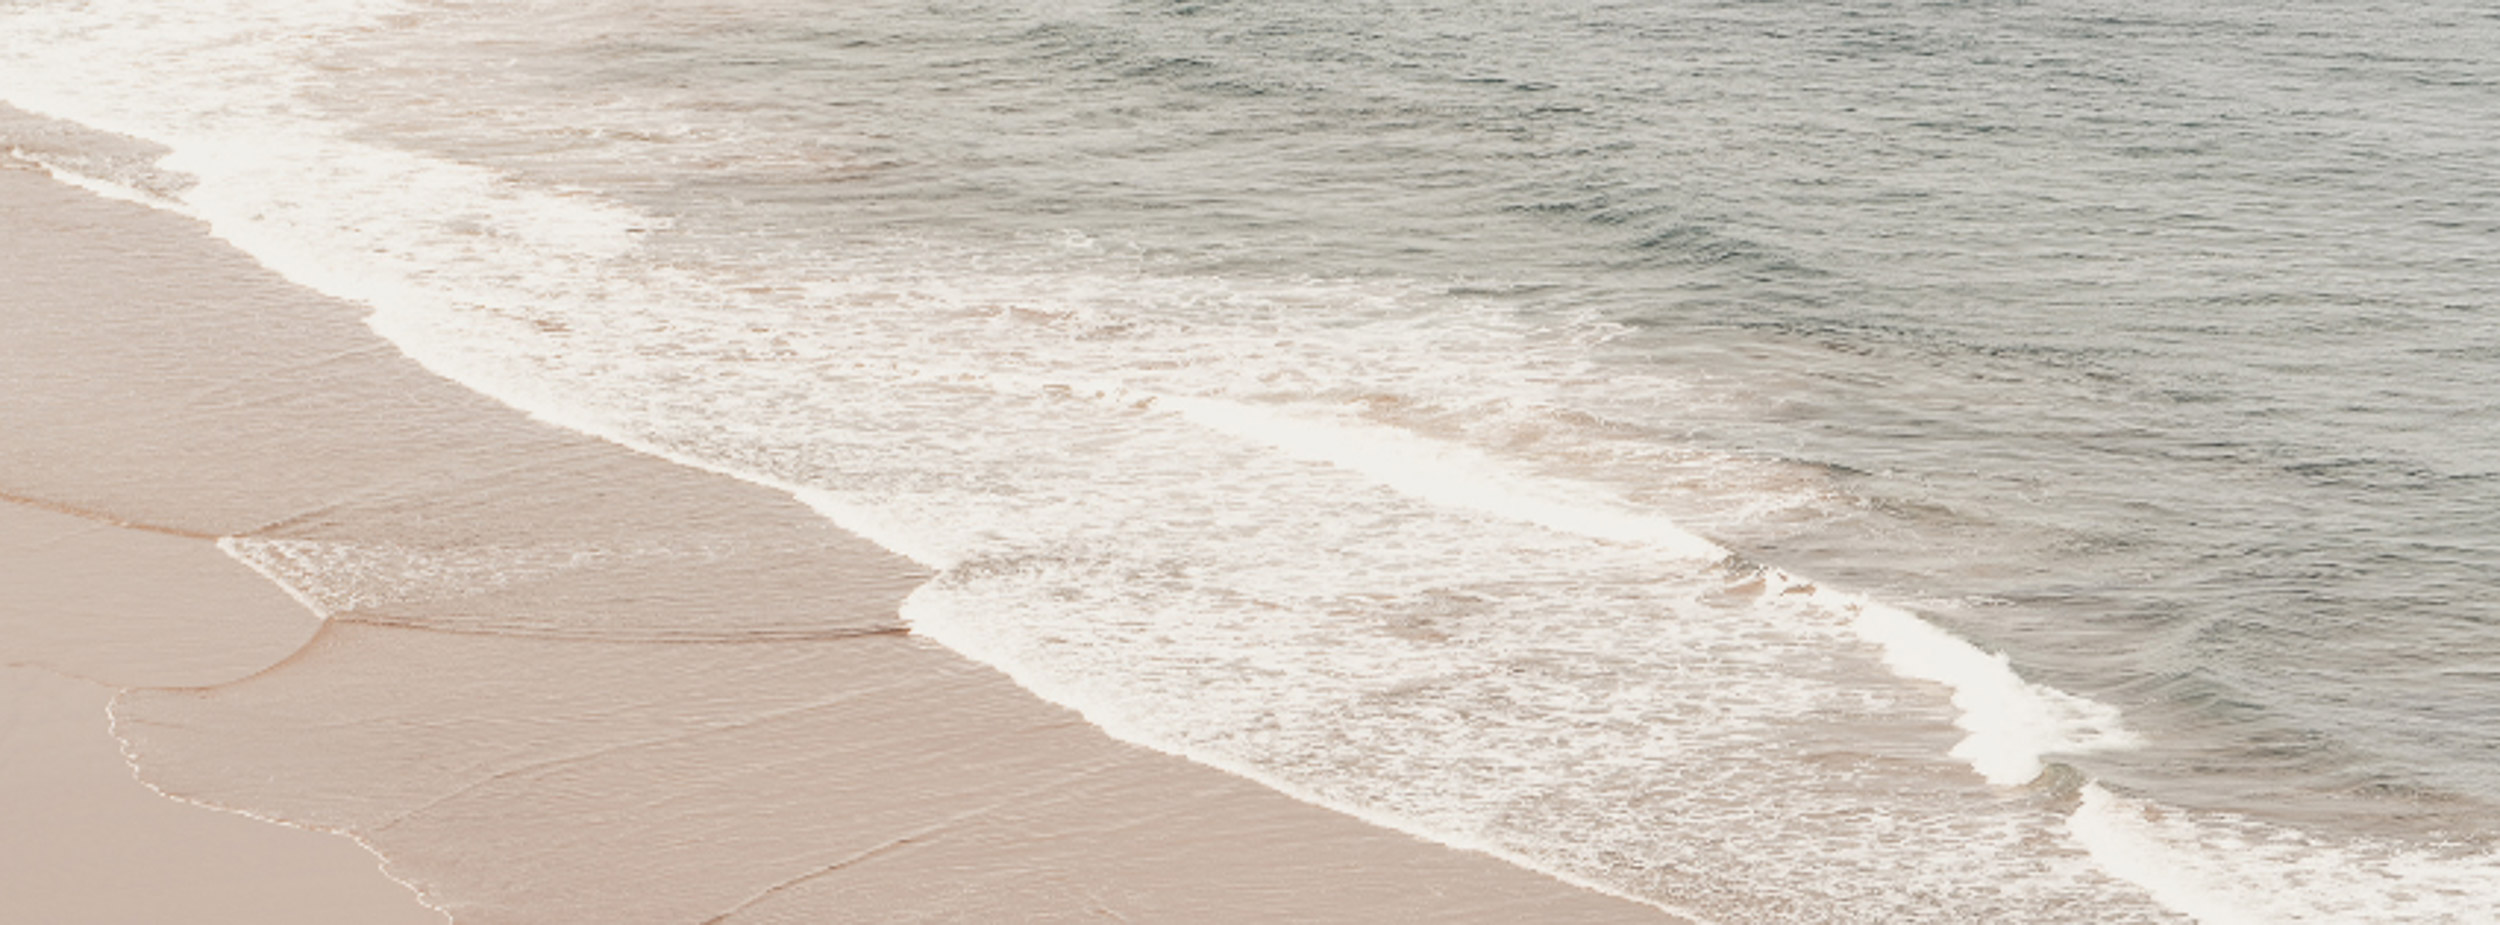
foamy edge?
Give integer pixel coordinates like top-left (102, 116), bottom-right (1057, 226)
top-left (5, 28), bottom-right (2359, 915)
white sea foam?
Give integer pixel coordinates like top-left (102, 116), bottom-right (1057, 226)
top-left (12, 152), bottom-right (179, 209)
top-left (220, 537), bottom-right (655, 620)
top-left (1834, 591), bottom-right (2140, 785)
top-left (2, 1), bottom-right (2470, 920)
top-left (1161, 396), bottom-right (1726, 560)
top-left (2071, 785), bottom-right (2500, 924)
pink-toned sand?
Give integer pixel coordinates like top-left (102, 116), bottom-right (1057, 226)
top-left (0, 160), bottom-right (1678, 923)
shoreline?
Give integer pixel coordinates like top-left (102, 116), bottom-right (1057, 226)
top-left (0, 160), bottom-right (1677, 921)
top-left (0, 498), bottom-right (447, 924)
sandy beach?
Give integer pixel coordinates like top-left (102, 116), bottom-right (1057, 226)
top-left (0, 158), bottom-right (1675, 922)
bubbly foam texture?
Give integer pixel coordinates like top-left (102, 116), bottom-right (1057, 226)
top-left (1832, 590), bottom-right (2140, 786)
top-left (223, 537), bottom-right (663, 620)
top-left (2071, 785), bottom-right (2500, 924)
top-left (1161, 396), bottom-right (1725, 560)
top-left (9, 2), bottom-right (2484, 920)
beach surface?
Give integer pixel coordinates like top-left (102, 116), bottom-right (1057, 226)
top-left (0, 160), bottom-right (1675, 922)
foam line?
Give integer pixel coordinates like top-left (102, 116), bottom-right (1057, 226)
top-left (1162, 395), bottom-right (1725, 560)
top-left (2069, 784), bottom-right (2500, 924)
top-left (1158, 394), bottom-right (2139, 788)
top-left (1835, 589), bottom-right (2140, 785)
top-left (16, 5), bottom-right (2455, 919)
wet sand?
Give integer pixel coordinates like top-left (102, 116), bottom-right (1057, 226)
top-left (0, 503), bottom-right (445, 925)
top-left (0, 161), bottom-right (1677, 921)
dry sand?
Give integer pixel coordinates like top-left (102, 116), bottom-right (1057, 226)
top-left (0, 161), bottom-right (1678, 921)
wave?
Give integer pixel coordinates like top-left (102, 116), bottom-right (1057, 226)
top-left (10, 1), bottom-right (2497, 920)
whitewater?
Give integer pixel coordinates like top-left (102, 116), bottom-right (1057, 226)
top-left (7, 0), bottom-right (2496, 920)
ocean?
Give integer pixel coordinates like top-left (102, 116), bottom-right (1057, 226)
top-left (4, 0), bottom-right (2495, 920)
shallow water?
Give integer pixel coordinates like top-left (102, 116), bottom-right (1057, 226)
top-left (6, 0), bottom-right (2497, 920)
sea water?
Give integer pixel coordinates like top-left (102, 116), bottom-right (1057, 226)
top-left (4, 0), bottom-right (2496, 920)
